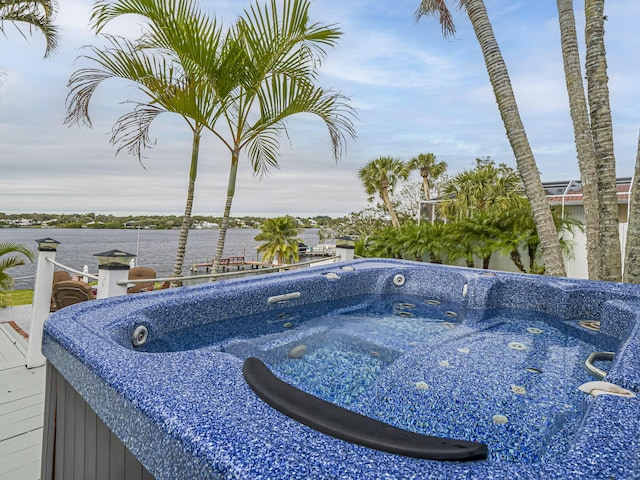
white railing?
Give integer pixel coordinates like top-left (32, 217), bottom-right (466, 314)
top-left (45, 257), bottom-right (99, 281)
top-left (116, 255), bottom-right (342, 287)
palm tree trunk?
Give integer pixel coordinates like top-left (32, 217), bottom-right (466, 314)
top-left (212, 149), bottom-right (240, 275)
top-left (556, 0), bottom-right (602, 279)
top-left (421, 169), bottom-right (431, 200)
top-left (585, 0), bottom-right (622, 282)
top-left (509, 249), bottom-right (527, 273)
top-left (171, 129), bottom-right (201, 285)
top-left (465, 0), bottom-right (566, 276)
top-left (623, 131), bottom-right (640, 283)
top-left (381, 188), bottom-right (400, 228)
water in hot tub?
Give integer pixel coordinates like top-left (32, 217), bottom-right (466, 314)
top-left (145, 294), bottom-right (619, 464)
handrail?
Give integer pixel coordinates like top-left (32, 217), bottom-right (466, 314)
top-left (45, 257), bottom-right (99, 280)
top-left (116, 256), bottom-right (341, 286)
top-left (584, 351), bottom-right (615, 380)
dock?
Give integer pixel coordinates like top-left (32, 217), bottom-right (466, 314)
top-left (0, 306), bottom-right (44, 480)
top-left (191, 248), bottom-right (337, 274)
top-left (191, 256), bottom-right (266, 273)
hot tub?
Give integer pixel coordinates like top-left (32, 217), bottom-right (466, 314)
top-left (42, 259), bottom-right (640, 479)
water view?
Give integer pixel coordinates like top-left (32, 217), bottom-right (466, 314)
top-left (0, 228), bottom-right (321, 289)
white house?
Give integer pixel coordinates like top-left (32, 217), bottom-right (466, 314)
top-left (544, 177), bottom-right (632, 279)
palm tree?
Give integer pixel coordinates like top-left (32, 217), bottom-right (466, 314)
top-left (448, 212), bottom-right (500, 269)
top-left (203, 0), bottom-right (355, 273)
top-left (555, 0), bottom-right (621, 281)
top-left (415, 0), bottom-right (566, 276)
top-left (358, 157), bottom-right (408, 228)
top-left (0, 242), bottom-right (33, 292)
top-left (93, 0), bottom-right (352, 273)
top-left (556, 0), bottom-right (602, 279)
top-left (438, 158), bottom-right (524, 219)
top-left (254, 216), bottom-right (302, 266)
top-left (0, 0), bottom-right (59, 57)
top-left (584, 0), bottom-right (621, 282)
top-left (407, 152), bottom-right (447, 202)
top-left (93, 0), bottom-right (355, 273)
top-left (398, 222), bottom-right (447, 263)
top-left (361, 226), bottom-right (405, 259)
top-left (68, 2), bottom-right (225, 282)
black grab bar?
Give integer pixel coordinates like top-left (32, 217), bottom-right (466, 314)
top-left (242, 357), bottom-right (488, 461)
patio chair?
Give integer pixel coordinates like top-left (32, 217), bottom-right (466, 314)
top-left (128, 267), bottom-right (157, 294)
top-left (50, 271), bottom-right (72, 312)
top-left (52, 280), bottom-right (95, 310)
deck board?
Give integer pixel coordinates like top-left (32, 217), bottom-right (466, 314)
top-left (0, 429), bottom-right (42, 479)
top-left (0, 323), bottom-right (26, 368)
top-left (0, 326), bottom-right (45, 480)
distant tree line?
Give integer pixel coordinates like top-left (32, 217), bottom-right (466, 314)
top-left (0, 213), bottom-right (342, 230)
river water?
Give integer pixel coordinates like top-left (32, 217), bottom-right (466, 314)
top-left (0, 228), bottom-right (321, 289)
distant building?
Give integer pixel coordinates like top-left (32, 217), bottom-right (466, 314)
top-left (194, 221), bottom-right (218, 229)
top-left (544, 177), bottom-right (631, 223)
top-left (543, 177), bottom-right (632, 278)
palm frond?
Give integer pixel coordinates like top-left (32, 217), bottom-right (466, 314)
top-left (237, 0), bottom-right (341, 88)
top-left (0, 242), bottom-right (34, 261)
top-left (109, 103), bottom-right (163, 161)
top-left (244, 75), bottom-right (355, 167)
top-left (414, 0), bottom-right (457, 38)
top-left (0, 0), bottom-right (60, 56)
top-left (246, 125), bottom-right (282, 178)
top-left (91, 0), bottom-right (223, 83)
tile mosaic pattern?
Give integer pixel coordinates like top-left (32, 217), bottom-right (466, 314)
top-left (43, 259), bottom-right (640, 479)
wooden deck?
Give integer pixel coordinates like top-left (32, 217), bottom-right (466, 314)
top-left (0, 321), bottom-right (45, 480)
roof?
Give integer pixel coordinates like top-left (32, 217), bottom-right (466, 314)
top-left (544, 177), bottom-right (632, 205)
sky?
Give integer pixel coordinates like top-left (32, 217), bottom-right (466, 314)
top-left (1, 0), bottom-right (639, 217)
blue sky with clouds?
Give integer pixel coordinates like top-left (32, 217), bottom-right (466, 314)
top-left (1, 0), bottom-right (639, 216)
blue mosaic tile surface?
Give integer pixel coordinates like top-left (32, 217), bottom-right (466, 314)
top-left (43, 259), bottom-right (640, 479)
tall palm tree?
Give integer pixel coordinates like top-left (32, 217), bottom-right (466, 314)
top-left (206, 0), bottom-right (355, 273)
top-left (254, 216), bottom-right (302, 265)
top-left (555, 0), bottom-right (621, 281)
top-left (93, 0), bottom-right (356, 273)
top-left (585, 0), bottom-right (621, 282)
top-left (556, 0), bottom-right (603, 280)
top-left (358, 157), bottom-right (408, 228)
top-left (0, 0), bottom-right (59, 56)
top-left (415, 0), bottom-right (566, 276)
top-left (0, 242), bottom-right (33, 292)
top-left (69, 0), bottom-right (228, 282)
top-left (407, 152), bottom-right (447, 201)
top-left (65, 34), bottom-right (218, 283)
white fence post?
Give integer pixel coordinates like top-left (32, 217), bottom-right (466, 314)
top-left (336, 236), bottom-right (355, 262)
top-left (26, 238), bottom-right (59, 368)
top-left (96, 267), bottom-right (130, 299)
top-left (94, 250), bottom-right (135, 299)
